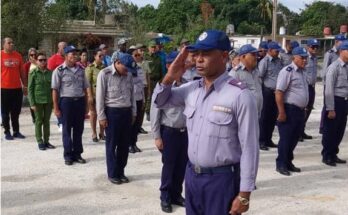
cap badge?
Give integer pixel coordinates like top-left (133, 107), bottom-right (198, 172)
top-left (198, 32), bottom-right (208, 41)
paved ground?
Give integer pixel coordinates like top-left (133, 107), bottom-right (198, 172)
top-left (1, 82), bottom-right (348, 215)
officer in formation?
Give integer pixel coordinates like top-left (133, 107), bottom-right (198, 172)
top-left (257, 41), bottom-right (268, 63)
top-left (258, 41), bottom-right (283, 150)
top-left (153, 30), bottom-right (259, 215)
top-left (275, 47), bottom-right (309, 176)
top-left (279, 40), bottom-right (299, 66)
top-left (321, 41), bottom-right (348, 167)
top-left (96, 51), bottom-right (137, 184)
top-left (229, 44), bottom-right (263, 117)
top-left (150, 51), bottom-right (188, 213)
top-left (300, 38), bottom-right (319, 141)
top-left (320, 34), bottom-right (347, 133)
top-left (52, 45), bottom-right (90, 165)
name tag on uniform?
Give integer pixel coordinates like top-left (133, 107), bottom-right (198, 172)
top-left (212, 105), bottom-right (232, 113)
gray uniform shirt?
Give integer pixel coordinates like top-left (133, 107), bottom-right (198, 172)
top-left (276, 62), bottom-right (309, 109)
top-left (133, 67), bottom-right (145, 101)
top-left (153, 72), bottom-right (259, 192)
top-left (150, 81), bottom-right (186, 139)
top-left (229, 63), bottom-right (263, 117)
top-left (325, 58), bottom-right (348, 111)
top-left (280, 52), bottom-right (293, 67)
top-left (258, 54), bottom-right (283, 89)
top-left (51, 62), bottom-right (90, 97)
top-left (322, 47), bottom-right (339, 83)
top-left (96, 65), bottom-right (136, 121)
top-left (305, 53), bottom-right (318, 86)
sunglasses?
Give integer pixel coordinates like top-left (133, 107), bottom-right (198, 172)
top-left (309, 46), bottom-right (318, 49)
top-left (134, 54), bottom-right (141, 57)
top-left (30, 54), bottom-right (37, 57)
top-left (97, 55), bottom-right (104, 58)
top-left (38, 59), bottom-right (47, 62)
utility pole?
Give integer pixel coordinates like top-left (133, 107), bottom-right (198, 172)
top-left (272, 0), bottom-right (278, 41)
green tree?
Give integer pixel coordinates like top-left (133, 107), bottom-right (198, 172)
top-left (299, 1), bottom-right (348, 36)
top-left (257, 0), bottom-right (272, 21)
top-left (1, 0), bottom-right (46, 54)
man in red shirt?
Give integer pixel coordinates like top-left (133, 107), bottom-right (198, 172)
top-left (1, 37), bottom-right (27, 140)
top-left (47, 41), bottom-right (66, 71)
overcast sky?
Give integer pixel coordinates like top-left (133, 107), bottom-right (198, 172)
top-left (128, 0), bottom-right (348, 13)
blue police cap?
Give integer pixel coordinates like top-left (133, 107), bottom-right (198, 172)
top-left (290, 40), bottom-right (300, 49)
top-left (292, 47), bottom-right (308, 57)
top-left (259, 41), bottom-right (268, 50)
top-left (187, 30), bottom-right (231, 52)
top-left (166, 51), bottom-right (179, 64)
top-left (267, 41), bottom-right (282, 51)
top-left (111, 51), bottom-right (137, 74)
top-left (64, 45), bottom-right (79, 54)
top-left (335, 34), bottom-right (347, 41)
top-left (238, 44), bottom-right (258, 56)
top-left (307, 38), bottom-right (319, 47)
top-left (338, 41), bottom-right (348, 51)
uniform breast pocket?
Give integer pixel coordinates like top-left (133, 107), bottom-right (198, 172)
top-left (62, 76), bottom-right (73, 86)
top-left (183, 106), bottom-right (195, 131)
top-left (207, 111), bottom-right (233, 138)
top-left (107, 86), bottom-right (120, 98)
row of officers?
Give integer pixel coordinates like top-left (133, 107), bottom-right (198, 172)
top-left (27, 30), bottom-right (347, 215)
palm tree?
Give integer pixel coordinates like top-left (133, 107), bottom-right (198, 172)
top-left (257, 0), bottom-right (273, 21)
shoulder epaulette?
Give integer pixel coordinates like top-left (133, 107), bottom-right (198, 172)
top-left (103, 68), bottom-right (112, 74)
top-left (286, 66), bottom-right (293, 72)
top-left (328, 49), bottom-right (334, 53)
top-left (57, 65), bottom-right (64, 71)
top-left (228, 79), bottom-right (247, 89)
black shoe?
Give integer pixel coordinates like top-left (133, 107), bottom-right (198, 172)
top-left (334, 157), bottom-right (346, 164)
top-left (4, 132), bottom-right (14, 140)
top-left (109, 177), bottom-right (122, 185)
top-left (13, 132), bottom-right (25, 139)
top-left (92, 137), bottom-right (99, 142)
top-left (74, 157), bottom-right (86, 164)
top-left (266, 141), bottom-right (278, 148)
top-left (134, 145), bottom-right (142, 152)
top-left (302, 132), bottom-right (312, 139)
top-left (129, 146), bottom-right (136, 153)
top-left (65, 160), bottom-right (73, 165)
top-left (322, 159), bottom-right (336, 166)
top-left (119, 175), bottom-right (129, 183)
top-left (146, 114), bottom-right (150, 122)
top-left (298, 136), bottom-right (304, 142)
top-left (99, 134), bottom-right (105, 141)
top-left (138, 127), bottom-right (148, 134)
top-left (260, 143), bottom-right (269, 151)
top-left (276, 167), bottom-right (291, 176)
top-left (161, 201), bottom-right (173, 213)
top-left (288, 164), bottom-right (301, 172)
top-left (172, 196), bottom-right (185, 207)
top-left (45, 142), bottom-right (56, 149)
top-left (38, 143), bottom-right (46, 150)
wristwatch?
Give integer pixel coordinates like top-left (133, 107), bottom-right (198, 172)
top-left (237, 196), bottom-right (249, 206)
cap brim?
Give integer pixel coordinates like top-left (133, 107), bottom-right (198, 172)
top-left (187, 44), bottom-right (215, 52)
top-left (295, 54), bottom-right (309, 57)
top-left (238, 49), bottom-right (258, 56)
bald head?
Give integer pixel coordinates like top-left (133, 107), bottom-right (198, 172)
top-left (2, 37), bottom-right (14, 53)
top-left (57, 42), bottom-right (67, 55)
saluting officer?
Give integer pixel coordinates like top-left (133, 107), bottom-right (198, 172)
top-left (229, 44), bottom-right (263, 117)
top-left (96, 51), bottom-right (137, 184)
top-left (52, 45), bottom-right (90, 165)
top-left (150, 51), bottom-right (188, 213)
top-left (153, 30), bottom-right (259, 215)
top-left (275, 47), bottom-right (309, 176)
top-left (321, 41), bottom-right (348, 167)
top-left (301, 38), bottom-right (319, 141)
top-left (258, 41), bottom-right (283, 150)
top-left (279, 40), bottom-right (299, 66)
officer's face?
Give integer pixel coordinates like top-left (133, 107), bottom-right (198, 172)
top-left (340, 50), bottom-right (348, 63)
top-left (66, 52), bottom-right (78, 65)
top-left (258, 48), bottom-right (267, 57)
top-left (293, 55), bottom-right (307, 69)
top-left (114, 61), bottom-right (128, 76)
top-left (307, 46), bottom-right (318, 55)
top-left (242, 52), bottom-right (257, 69)
top-left (268, 49), bottom-right (279, 58)
top-left (94, 51), bottom-right (104, 64)
top-left (193, 49), bottom-right (228, 79)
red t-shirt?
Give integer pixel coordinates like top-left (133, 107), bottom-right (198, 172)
top-left (1, 50), bottom-right (23, 89)
top-left (47, 53), bottom-right (65, 71)
top-left (23, 61), bottom-right (31, 80)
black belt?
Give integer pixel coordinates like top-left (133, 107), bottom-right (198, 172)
top-left (285, 103), bottom-right (305, 111)
top-left (162, 125), bottom-right (187, 133)
top-left (61, 97), bottom-right (84, 101)
top-left (189, 162), bottom-right (239, 174)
